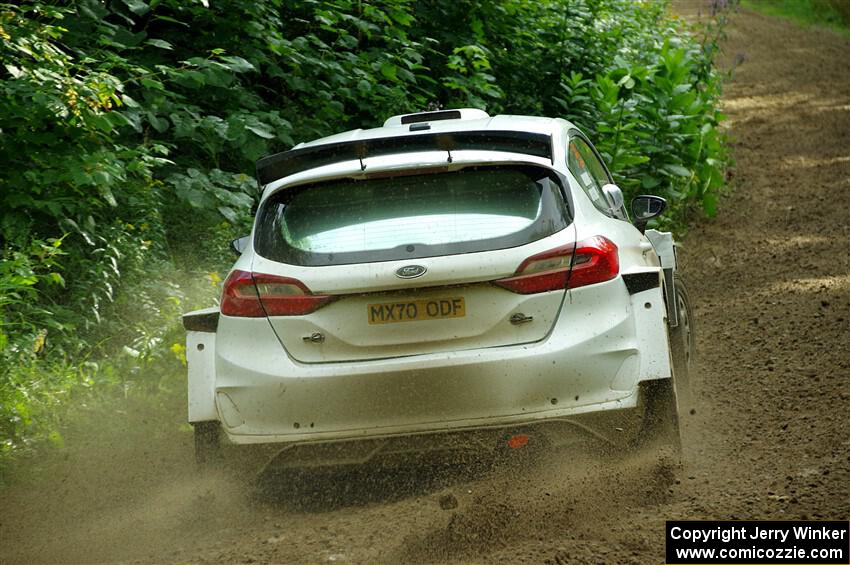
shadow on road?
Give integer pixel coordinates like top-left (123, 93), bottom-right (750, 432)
top-left (252, 448), bottom-right (535, 512)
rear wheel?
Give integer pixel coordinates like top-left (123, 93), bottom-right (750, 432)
top-left (669, 277), bottom-right (696, 408)
top-left (193, 421), bottom-right (221, 468)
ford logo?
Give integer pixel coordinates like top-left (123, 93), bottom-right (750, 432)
top-left (395, 265), bottom-right (427, 279)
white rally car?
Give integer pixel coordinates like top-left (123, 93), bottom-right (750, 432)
top-left (183, 108), bottom-right (695, 467)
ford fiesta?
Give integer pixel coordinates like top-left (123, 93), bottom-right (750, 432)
top-left (183, 108), bottom-right (695, 468)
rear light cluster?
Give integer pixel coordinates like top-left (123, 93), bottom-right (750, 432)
top-left (493, 236), bottom-right (619, 294)
top-left (221, 236), bottom-right (617, 315)
top-left (221, 270), bottom-right (336, 317)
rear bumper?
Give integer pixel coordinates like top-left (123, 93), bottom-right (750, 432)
top-left (261, 404), bottom-right (646, 470)
top-left (208, 277), bottom-right (671, 446)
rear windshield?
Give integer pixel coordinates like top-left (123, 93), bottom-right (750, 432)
top-left (254, 165), bottom-right (570, 266)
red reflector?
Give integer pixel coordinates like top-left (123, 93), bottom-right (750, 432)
top-left (220, 270), bottom-right (335, 317)
top-left (506, 434), bottom-right (530, 449)
top-left (493, 236), bottom-right (619, 294)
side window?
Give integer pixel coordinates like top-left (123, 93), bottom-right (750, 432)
top-left (568, 137), bottom-right (613, 215)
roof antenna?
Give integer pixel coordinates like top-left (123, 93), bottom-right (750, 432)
top-left (355, 143), bottom-right (367, 171)
top-left (437, 134), bottom-right (455, 164)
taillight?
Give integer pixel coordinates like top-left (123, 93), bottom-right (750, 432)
top-left (493, 236), bottom-right (619, 294)
top-left (220, 270), bottom-right (336, 317)
top-left (221, 270), bottom-right (264, 317)
top-left (492, 244), bottom-right (575, 294)
top-left (567, 236), bottom-right (619, 289)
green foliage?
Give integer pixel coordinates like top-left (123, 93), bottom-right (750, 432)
top-left (0, 263), bottom-right (219, 458)
top-left (412, 0), bottom-right (727, 224)
top-left (743, 0), bottom-right (850, 36)
top-left (572, 38), bottom-right (727, 222)
top-left (0, 0), bottom-right (729, 456)
top-left (0, 238), bottom-right (67, 356)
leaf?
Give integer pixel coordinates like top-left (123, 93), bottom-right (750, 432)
top-left (219, 56), bottom-right (255, 73)
top-left (397, 68), bottom-right (415, 82)
top-left (121, 0), bottom-right (150, 15)
top-left (140, 78), bottom-right (165, 91)
top-left (86, 114), bottom-right (114, 134)
top-left (48, 272), bottom-right (66, 287)
top-left (95, 181), bottom-right (118, 207)
top-left (121, 94), bottom-right (140, 108)
top-left (175, 70), bottom-right (206, 89)
top-left (218, 206), bottom-right (238, 223)
top-left (617, 155), bottom-right (650, 167)
top-left (663, 164), bottom-right (691, 177)
top-left (380, 62), bottom-right (398, 81)
top-left (147, 114), bottom-right (169, 133)
top-left (153, 14), bottom-right (189, 26)
top-left (4, 64), bottom-right (24, 79)
top-left (246, 125), bottom-right (275, 139)
top-left (641, 175), bottom-right (662, 189)
top-left (145, 39), bottom-right (173, 50)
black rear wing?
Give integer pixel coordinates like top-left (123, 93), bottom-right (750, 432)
top-left (256, 130), bottom-right (554, 186)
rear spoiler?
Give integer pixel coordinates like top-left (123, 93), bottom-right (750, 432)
top-left (256, 130), bottom-right (554, 186)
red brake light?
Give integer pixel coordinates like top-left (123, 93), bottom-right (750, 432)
top-left (568, 236), bottom-right (619, 289)
top-left (493, 236), bottom-right (619, 294)
top-left (492, 244), bottom-right (575, 294)
top-left (221, 270), bottom-right (264, 317)
top-left (221, 270), bottom-right (336, 317)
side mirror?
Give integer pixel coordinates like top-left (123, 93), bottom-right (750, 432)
top-left (601, 183), bottom-right (625, 217)
top-left (631, 195), bottom-right (667, 233)
top-left (230, 236), bottom-right (250, 256)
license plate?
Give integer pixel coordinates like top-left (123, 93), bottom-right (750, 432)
top-left (367, 297), bottom-right (466, 325)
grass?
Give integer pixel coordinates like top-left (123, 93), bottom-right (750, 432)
top-left (0, 263), bottom-right (223, 466)
top-left (743, 0), bottom-right (850, 37)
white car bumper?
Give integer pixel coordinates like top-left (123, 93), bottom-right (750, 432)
top-left (188, 277), bottom-right (671, 448)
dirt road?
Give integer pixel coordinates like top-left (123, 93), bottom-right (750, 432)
top-left (2, 4), bottom-right (848, 564)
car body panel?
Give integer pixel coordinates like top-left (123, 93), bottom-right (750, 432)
top-left (209, 275), bottom-right (668, 444)
top-left (252, 225), bottom-right (577, 362)
top-left (260, 151), bottom-right (558, 200)
top-left (185, 109), bottom-right (677, 456)
top-left (264, 284), bottom-right (568, 363)
top-left (291, 113), bottom-right (565, 152)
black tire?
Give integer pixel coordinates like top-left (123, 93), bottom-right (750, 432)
top-left (193, 421), bottom-right (221, 467)
top-left (669, 277), bottom-right (696, 407)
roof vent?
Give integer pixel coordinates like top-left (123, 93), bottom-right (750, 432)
top-left (383, 108), bottom-right (489, 127)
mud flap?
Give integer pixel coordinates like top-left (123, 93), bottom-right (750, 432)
top-left (645, 229), bottom-right (679, 328)
top-left (183, 307), bottom-right (219, 423)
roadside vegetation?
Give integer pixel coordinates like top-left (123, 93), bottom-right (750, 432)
top-left (0, 0), bottom-right (728, 465)
top-left (743, 0), bottom-right (850, 36)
